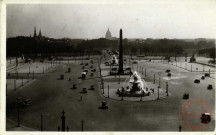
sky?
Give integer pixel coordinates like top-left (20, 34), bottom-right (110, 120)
top-left (6, 0), bottom-right (216, 39)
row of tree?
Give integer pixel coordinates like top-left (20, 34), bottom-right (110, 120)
top-left (6, 36), bottom-right (215, 58)
top-left (198, 47), bottom-right (216, 62)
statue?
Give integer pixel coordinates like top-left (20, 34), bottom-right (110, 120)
top-left (189, 54), bottom-right (196, 63)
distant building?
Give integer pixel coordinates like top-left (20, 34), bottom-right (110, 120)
top-left (105, 28), bottom-right (112, 39)
top-left (33, 27), bottom-right (45, 40)
top-left (34, 27), bottom-right (37, 38)
top-left (105, 28), bottom-right (118, 40)
top-left (39, 29), bottom-right (42, 37)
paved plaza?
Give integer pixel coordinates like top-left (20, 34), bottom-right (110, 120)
top-left (6, 56), bottom-right (215, 131)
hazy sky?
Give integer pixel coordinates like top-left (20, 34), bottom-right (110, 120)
top-left (6, 1), bottom-right (216, 39)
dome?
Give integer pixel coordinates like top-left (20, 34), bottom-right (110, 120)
top-left (105, 28), bottom-right (112, 39)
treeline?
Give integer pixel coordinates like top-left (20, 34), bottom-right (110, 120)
top-left (198, 47), bottom-right (216, 61)
top-left (6, 36), bottom-right (215, 57)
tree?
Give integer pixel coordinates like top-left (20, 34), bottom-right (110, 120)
top-left (209, 48), bottom-right (216, 63)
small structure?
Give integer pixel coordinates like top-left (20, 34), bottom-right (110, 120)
top-left (90, 85), bottom-right (95, 90)
top-left (82, 88), bottom-right (87, 93)
top-left (166, 69), bottom-right (170, 73)
top-left (194, 79), bottom-right (200, 83)
top-left (24, 99), bottom-right (32, 106)
top-left (91, 69), bottom-right (96, 72)
top-left (109, 68), bottom-right (118, 75)
top-left (99, 101), bottom-right (108, 109)
top-left (189, 55), bottom-right (196, 63)
top-left (60, 74), bottom-right (64, 80)
top-left (83, 69), bottom-right (88, 74)
top-left (207, 84), bottom-right (213, 90)
top-left (11, 97), bottom-right (31, 108)
top-left (132, 61), bottom-right (138, 64)
top-left (183, 93), bottom-right (189, 99)
top-left (201, 76), bottom-right (205, 80)
top-left (167, 73), bottom-right (171, 77)
top-left (200, 113), bottom-right (211, 123)
top-left (72, 84), bottom-right (77, 89)
top-left (205, 73), bottom-right (210, 77)
top-left (125, 67), bottom-right (132, 75)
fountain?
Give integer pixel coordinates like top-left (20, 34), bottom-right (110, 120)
top-left (105, 55), bottom-right (118, 66)
top-left (117, 71), bottom-right (150, 97)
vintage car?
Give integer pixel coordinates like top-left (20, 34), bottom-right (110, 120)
top-left (82, 72), bottom-right (86, 79)
top-left (60, 74), bottom-right (64, 80)
top-left (200, 113), bottom-right (211, 123)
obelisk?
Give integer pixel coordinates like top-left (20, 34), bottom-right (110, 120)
top-left (118, 29), bottom-right (124, 74)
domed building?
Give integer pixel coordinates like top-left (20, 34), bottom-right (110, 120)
top-left (105, 28), bottom-right (112, 39)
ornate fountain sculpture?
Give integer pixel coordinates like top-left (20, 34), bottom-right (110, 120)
top-left (105, 55), bottom-right (119, 66)
top-left (111, 55), bottom-right (118, 65)
top-left (117, 71), bottom-right (150, 97)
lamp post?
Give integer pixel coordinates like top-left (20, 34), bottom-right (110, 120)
top-left (33, 71), bottom-right (34, 80)
top-left (108, 86), bottom-right (109, 98)
top-left (17, 109), bottom-right (20, 127)
top-left (22, 76), bottom-right (23, 86)
top-left (209, 69), bottom-right (211, 77)
top-left (81, 120), bottom-right (84, 131)
top-left (140, 91), bottom-right (144, 101)
top-left (14, 80), bottom-right (16, 91)
top-left (145, 69), bottom-right (146, 77)
top-left (166, 82), bottom-right (168, 96)
top-left (179, 125), bottom-right (182, 132)
top-left (61, 110), bottom-right (66, 131)
top-left (16, 71), bottom-right (18, 80)
top-left (157, 86), bottom-right (160, 100)
top-left (41, 113), bottom-right (43, 131)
